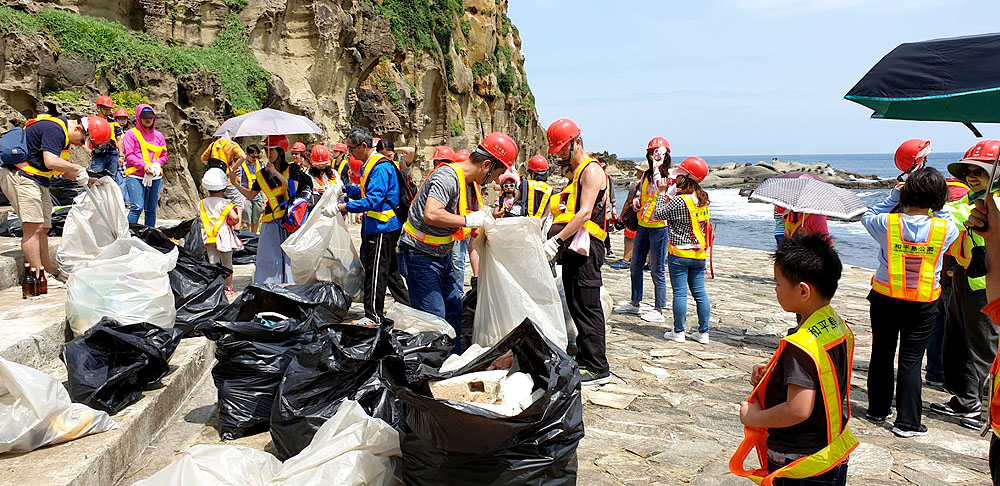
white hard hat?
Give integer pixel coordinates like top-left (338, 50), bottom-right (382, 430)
top-left (202, 167), bottom-right (228, 191)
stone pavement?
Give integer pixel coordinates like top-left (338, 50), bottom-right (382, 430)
top-left (584, 239), bottom-right (991, 485)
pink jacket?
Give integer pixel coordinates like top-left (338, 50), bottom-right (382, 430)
top-left (122, 104), bottom-right (168, 178)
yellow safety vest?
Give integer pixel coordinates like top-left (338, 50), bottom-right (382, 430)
top-left (668, 193), bottom-right (711, 260)
top-left (124, 127), bottom-right (166, 176)
top-left (784, 212), bottom-right (809, 238)
top-left (638, 176), bottom-right (666, 228)
top-left (945, 194), bottom-right (997, 291)
top-left (209, 138), bottom-right (234, 167)
top-left (550, 157), bottom-right (608, 240)
top-left (871, 213), bottom-right (949, 302)
top-left (19, 115), bottom-right (69, 180)
top-left (360, 152), bottom-right (397, 223)
top-left (238, 159), bottom-right (261, 190)
top-left (403, 163), bottom-right (483, 246)
top-left (526, 179), bottom-right (552, 218)
top-left (988, 308), bottom-right (1000, 438)
top-left (200, 200), bottom-right (234, 244)
top-left (730, 305), bottom-right (858, 486)
top-left (257, 166), bottom-right (290, 223)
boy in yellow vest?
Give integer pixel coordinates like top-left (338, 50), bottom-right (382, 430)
top-left (732, 233), bottom-right (856, 485)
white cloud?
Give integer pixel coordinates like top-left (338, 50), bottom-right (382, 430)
top-left (723, 0), bottom-right (953, 18)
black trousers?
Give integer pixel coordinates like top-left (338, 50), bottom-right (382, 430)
top-left (360, 229), bottom-right (406, 323)
top-left (561, 236), bottom-right (608, 374)
top-left (867, 290), bottom-right (937, 429)
top-left (991, 434), bottom-right (1000, 486)
top-left (944, 266), bottom-right (998, 410)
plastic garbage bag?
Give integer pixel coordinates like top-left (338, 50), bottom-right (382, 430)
top-left (66, 237), bottom-right (178, 337)
top-left (132, 400), bottom-right (400, 486)
top-left (61, 318), bottom-right (184, 414)
top-left (218, 283), bottom-right (350, 327)
top-left (393, 320), bottom-right (583, 485)
top-left (280, 187), bottom-right (363, 298)
top-left (49, 175), bottom-right (84, 206)
top-left (156, 218), bottom-right (205, 258)
top-left (460, 282), bottom-right (477, 351)
top-left (0, 206), bottom-right (71, 237)
top-left (233, 230), bottom-right (258, 265)
top-left (0, 357), bottom-right (117, 453)
top-left (386, 303), bottom-right (456, 378)
top-left (204, 317), bottom-right (317, 440)
top-left (385, 302), bottom-right (455, 338)
top-left (57, 176), bottom-right (130, 275)
top-left (270, 323), bottom-right (403, 459)
top-left (473, 216), bottom-right (568, 351)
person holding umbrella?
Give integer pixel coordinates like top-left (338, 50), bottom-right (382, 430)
top-left (122, 104), bottom-right (167, 226)
top-left (861, 167), bottom-right (959, 438)
top-left (231, 135), bottom-right (312, 284)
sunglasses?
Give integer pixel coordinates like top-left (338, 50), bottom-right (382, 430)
top-left (501, 183), bottom-right (515, 188)
top-left (967, 167), bottom-right (989, 178)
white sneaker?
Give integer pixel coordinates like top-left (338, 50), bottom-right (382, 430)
top-left (613, 301), bottom-right (641, 315)
top-left (691, 331), bottom-right (710, 344)
top-left (663, 330), bottom-right (686, 343)
top-left (641, 310), bottom-right (665, 323)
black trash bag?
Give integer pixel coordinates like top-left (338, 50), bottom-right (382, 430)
top-left (48, 206), bottom-right (70, 236)
top-left (131, 225), bottom-right (232, 335)
top-left (0, 213), bottom-right (21, 237)
top-left (459, 279), bottom-right (477, 351)
top-left (203, 317), bottom-right (317, 440)
top-left (219, 282), bottom-right (350, 327)
top-left (49, 176), bottom-right (83, 206)
top-left (61, 318), bottom-right (184, 414)
top-left (0, 184), bottom-right (9, 206)
top-left (394, 320), bottom-right (584, 486)
top-left (392, 329), bottom-right (454, 379)
top-left (269, 323), bottom-right (405, 459)
top-left (233, 230), bottom-right (258, 265)
top-left (155, 218), bottom-right (204, 258)
top-left (157, 218), bottom-right (194, 239)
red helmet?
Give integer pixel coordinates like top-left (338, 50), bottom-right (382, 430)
top-left (84, 116), bottom-right (112, 146)
top-left (647, 136), bottom-right (670, 153)
top-left (454, 149), bottom-right (470, 162)
top-left (546, 118), bottom-right (581, 155)
top-left (528, 154), bottom-right (549, 172)
top-left (95, 95), bottom-right (114, 108)
top-left (894, 139), bottom-right (931, 172)
top-left (113, 108), bottom-right (128, 119)
top-left (479, 132), bottom-right (518, 168)
top-left (265, 135), bottom-right (290, 151)
top-left (311, 144), bottom-right (331, 164)
top-left (291, 141), bottom-right (307, 153)
top-left (348, 155), bottom-right (362, 183)
top-left (333, 142), bottom-right (349, 154)
top-left (676, 156), bottom-right (709, 182)
top-left (432, 145), bottom-right (456, 163)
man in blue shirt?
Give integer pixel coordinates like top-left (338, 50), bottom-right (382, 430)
top-left (338, 127), bottom-right (407, 325)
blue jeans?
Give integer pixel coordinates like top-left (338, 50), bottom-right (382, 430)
top-left (401, 243), bottom-right (464, 353)
top-left (630, 225), bottom-right (668, 309)
top-left (90, 152), bottom-right (118, 175)
top-left (451, 239), bottom-right (469, 298)
top-left (925, 286), bottom-right (950, 382)
top-left (766, 458), bottom-right (848, 485)
top-left (125, 177), bottom-right (163, 226)
top-left (667, 254), bottom-right (711, 333)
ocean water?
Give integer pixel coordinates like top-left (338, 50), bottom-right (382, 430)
top-left (611, 152), bottom-right (966, 269)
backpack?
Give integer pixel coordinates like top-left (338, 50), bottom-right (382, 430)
top-left (0, 127), bottom-right (28, 166)
top-left (281, 198), bottom-right (309, 234)
top-left (369, 158), bottom-right (414, 223)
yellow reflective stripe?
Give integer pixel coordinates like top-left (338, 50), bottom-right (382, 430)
top-left (669, 194), bottom-right (710, 260)
top-left (366, 209), bottom-right (396, 222)
top-left (638, 177), bottom-right (666, 228)
top-left (764, 431), bottom-right (858, 483)
top-left (200, 201), bottom-right (233, 244)
top-left (359, 152), bottom-right (397, 223)
top-left (550, 158), bottom-right (605, 240)
top-left (210, 139), bottom-right (229, 164)
top-left (257, 166), bottom-right (289, 219)
top-left (584, 220), bottom-right (607, 240)
top-left (130, 128), bottom-right (166, 171)
top-left (873, 214), bottom-right (947, 302)
top-left (784, 213), bottom-right (808, 238)
top-left (21, 116), bottom-right (68, 177)
top-left (403, 220), bottom-right (454, 245)
top-left (526, 180), bottom-right (552, 218)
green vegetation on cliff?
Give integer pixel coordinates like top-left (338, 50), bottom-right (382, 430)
top-left (0, 6), bottom-right (269, 112)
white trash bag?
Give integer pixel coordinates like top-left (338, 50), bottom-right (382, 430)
top-left (385, 302), bottom-right (456, 338)
top-left (281, 187), bottom-right (363, 299)
top-left (133, 400), bottom-right (400, 486)
top-left (473, 216), bottom-right (567, 351)
top-left (0, 357), bottom-right (117, 454)
top-left (56, 177), bottom-right (130, 275)
top-left (66, 237), bottom-right (178, 336)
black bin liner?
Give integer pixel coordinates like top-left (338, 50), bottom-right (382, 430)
top-left (394, 320), bottom-right (584, 486)
top-left (61, 318), bottom-right (184, 414)
top-left (460, 282), bottom-right (477, 351)
top-left (392, 329), bottom-right (454, 379)
top-left (219, 282), bottom-right (350, 326)
top-left (49, 176), bottom-right (83, 206)
top-left (0, 207), bottom-right (71, 237)
top-left (233, 230), bottom-right (258, 265)
top-left (269, 322), bottom-right (405, 459)
top-left (131, 224), bottom-right (232, 335)
top-left (203, 317), bottom-right (316, 440)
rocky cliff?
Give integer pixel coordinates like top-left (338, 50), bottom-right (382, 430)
top-left (0, 0), bottom-right (545, 218)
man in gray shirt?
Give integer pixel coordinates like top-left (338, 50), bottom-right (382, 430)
top-left (399, 133), bottom-right (518, 352)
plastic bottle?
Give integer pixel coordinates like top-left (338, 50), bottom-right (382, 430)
top-left (37, 268), bottom-right (47, 295)
top-left (25, 266), bottom-right (36, 299)
top-left (21, 263), bottom-right (30, 299)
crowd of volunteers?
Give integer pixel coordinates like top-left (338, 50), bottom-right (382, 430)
top-left (13, 95), bottom-right (1000, 485)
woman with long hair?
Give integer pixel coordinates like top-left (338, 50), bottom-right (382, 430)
top-left (656, 157), bottom-right (713, 344)
top-left (613, 137), bottom-right (672, 322)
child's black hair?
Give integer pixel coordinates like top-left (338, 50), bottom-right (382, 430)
top-left (900, 167), bottom-right (948, 211)
top-left (773, 233), bottom-right (842, 300)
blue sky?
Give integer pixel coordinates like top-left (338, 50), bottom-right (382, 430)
top-left (508, 0), bottom-right (1000, 157)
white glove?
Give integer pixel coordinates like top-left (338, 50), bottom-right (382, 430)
top-left (142, 172), bottom-right (153, 188)
top-left (464, 209), bottom-right (489, 228)
top-left (74, 168), bottom-right (90, 187)
top-left (665, 184), bottom-right (677, 197)
top-left (632, 197), bottom-right (640, 211)
top-left (543, 237), bottom-right (561, 261)
top-left (151, 162), bottom-right (162, 177)
top-left (321, 205), bottom-right (338, 217)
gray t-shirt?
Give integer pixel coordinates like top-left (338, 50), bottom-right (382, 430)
top-left (401, 165), bottom-right (469, 257)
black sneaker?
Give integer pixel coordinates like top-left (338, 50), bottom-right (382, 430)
top-left (891, 424), bottom-right (929, 438)
top-left (960, 416), bottom-right (987, 431)
top-left (580, 369), bottom-right (611, 387)
top-left (865, 411), bottom-right (891, 424)
top-left (930, 401), bottom-right (982, 418)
